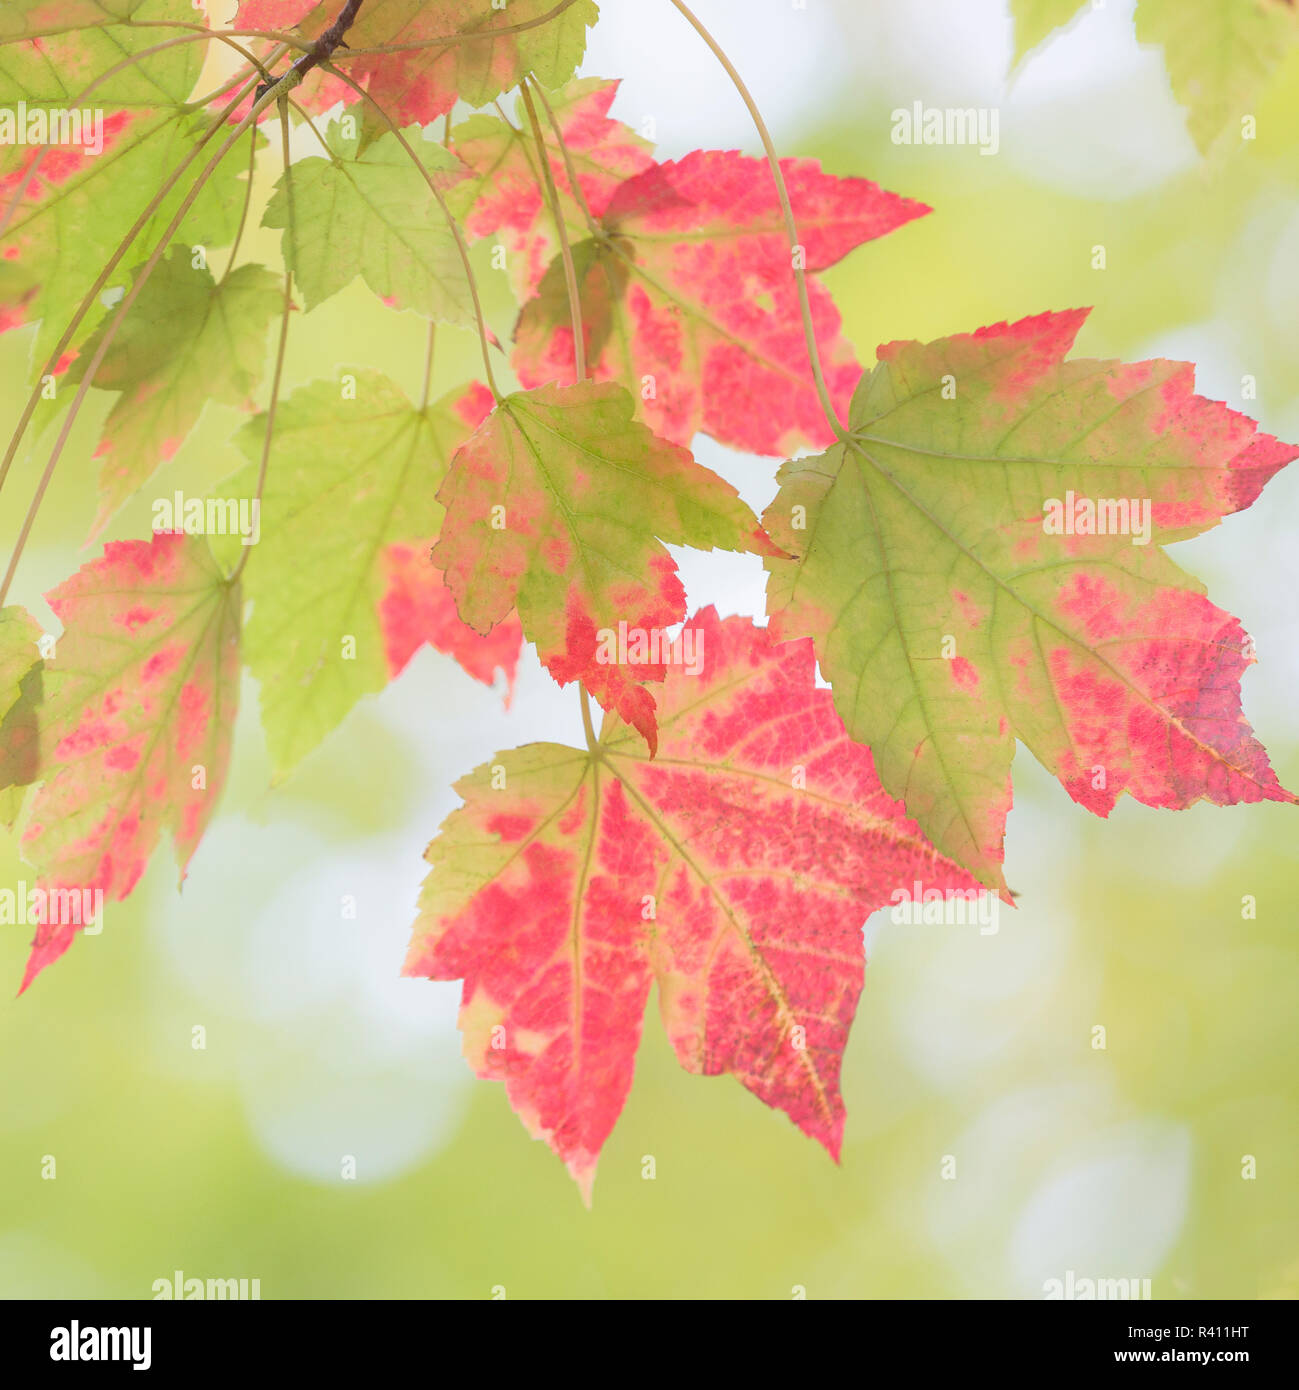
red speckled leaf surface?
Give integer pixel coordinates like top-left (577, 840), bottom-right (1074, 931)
top-left (19, 533), bottom-right (240, 990)
top-left (513, 151), bottom-right (929, 455)
top-left (447, 76), bottom-right (654, 301)
top-left (405, 609), bottom-right (984, 1199)
top-left (380, 543), bottom-right (521, 695)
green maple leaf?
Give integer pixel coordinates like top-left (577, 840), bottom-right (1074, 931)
top-left (263, 122), bottom-right (473, 323)
top-left (68, 247), bottom-right (283, 534)
top-left (222, 370), bottom-right (502, 777)
top-left (1010, 0), bottom-right (1299, 152)
top-left (764, 309), bottom-right (1297, 891)
top-left (1136, 0), bottom-right (1298, 152)
top-left (1009, 0), bottom-right (1092, 63)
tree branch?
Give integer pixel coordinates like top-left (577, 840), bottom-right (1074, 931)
top-left (255, 0), bottom-right (366, 102)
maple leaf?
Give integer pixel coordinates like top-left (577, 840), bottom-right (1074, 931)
top-left (380, 543), bottom-right (522, 694)
top-left (1135, 0), bottom-right (1298, 152)
top-left (1009, 0), bottom-right (1093, 62)
top-left (263, 121), bottom-right (473, 323)
top-left (0, 0), bottom-right (160, 36)
top-left (432, 379), bottom-right (779, 752)
top-left (0, 1), bottom-right (251, 366)
top-left (238, 0), bottom-right (599, 129)
top-left (1010, 0), bottom-right (1299, 153)
top-left (446, 76), bottom-right (653, 302)
top-left (764, 309), bottom-right (1298, 891)
top-left (222, 371), bottom-right (515, 777)
top-left (68, 247), bottom-right (283, 535)
top-left (405, 608), bottom-right (983, 1199)
top-left (19, 533), bottom-right (241, 991)
top-left (512, 151), bottom-right (929, 456)
top-left (0, 605), bottom-right (44, 824)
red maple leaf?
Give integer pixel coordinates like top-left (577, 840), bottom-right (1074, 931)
top-left (379, 543), bottom-right (522, 696)
top-left (448, 77), bottom-right (654, 300)
top-left (513, 150), bottom-right (929, 455)
top-left (405, 609), bottom-right (985, 1199)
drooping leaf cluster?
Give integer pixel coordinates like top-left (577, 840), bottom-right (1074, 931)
top-left (1, 0), bottom-right (1295, 1197)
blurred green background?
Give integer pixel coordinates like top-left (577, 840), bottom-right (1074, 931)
top-left (2, 0), bottom-right (1298, 1299)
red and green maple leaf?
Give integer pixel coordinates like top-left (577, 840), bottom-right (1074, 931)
top-left (512, 150), bottom-right (929, 455)
top-left (0, 1), bottom-right (251, 367)
top-left (764, 308), bottom-right (1298, 890)
top-left (18, 533), bottom-right (241, 990)
top-left (446, 76), bottom-right (653, 301)
top-left (405, 608), bottom-right (983, 1200)
top-left (432, 379), bottom-right (779, 752)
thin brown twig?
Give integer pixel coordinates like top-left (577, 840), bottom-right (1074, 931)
top-left (0, 0), bottom-right (586, 60)
top-left (253, 0), bottom-right (365, 102)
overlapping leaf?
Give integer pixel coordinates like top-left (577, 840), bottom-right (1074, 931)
top-left (19, 533), bottom-right (241, 990)
top-left (380, 542), bottom-right (522, 694)
top-left (0, 606), bottom-right (43, 825)
top-left (433, 379), bottom-right (778, 750)
top-left (1011, 0), bottom-right (1299, 152)
top-left (68, 247), bottom-right (282, 535)
top-left (0, 0), bottom-right (251, 366)
top-left (264, 121), bottom-right (473, 322)
top-left (447, 76), bottom-right (653, 301)
top-left (764, 309), bottom-right (1298, 890)
top-left (406, 609), bottom-right (984, 1199)
top-left (224, 371), bottom-right (517, 776)
top-left (238, 0), bottom-right (599, 128)
top-left (512, 151), bottom-right (929, 455)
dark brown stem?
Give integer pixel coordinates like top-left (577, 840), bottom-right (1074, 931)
top-left (255, 0), bottom-right (366, 102)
